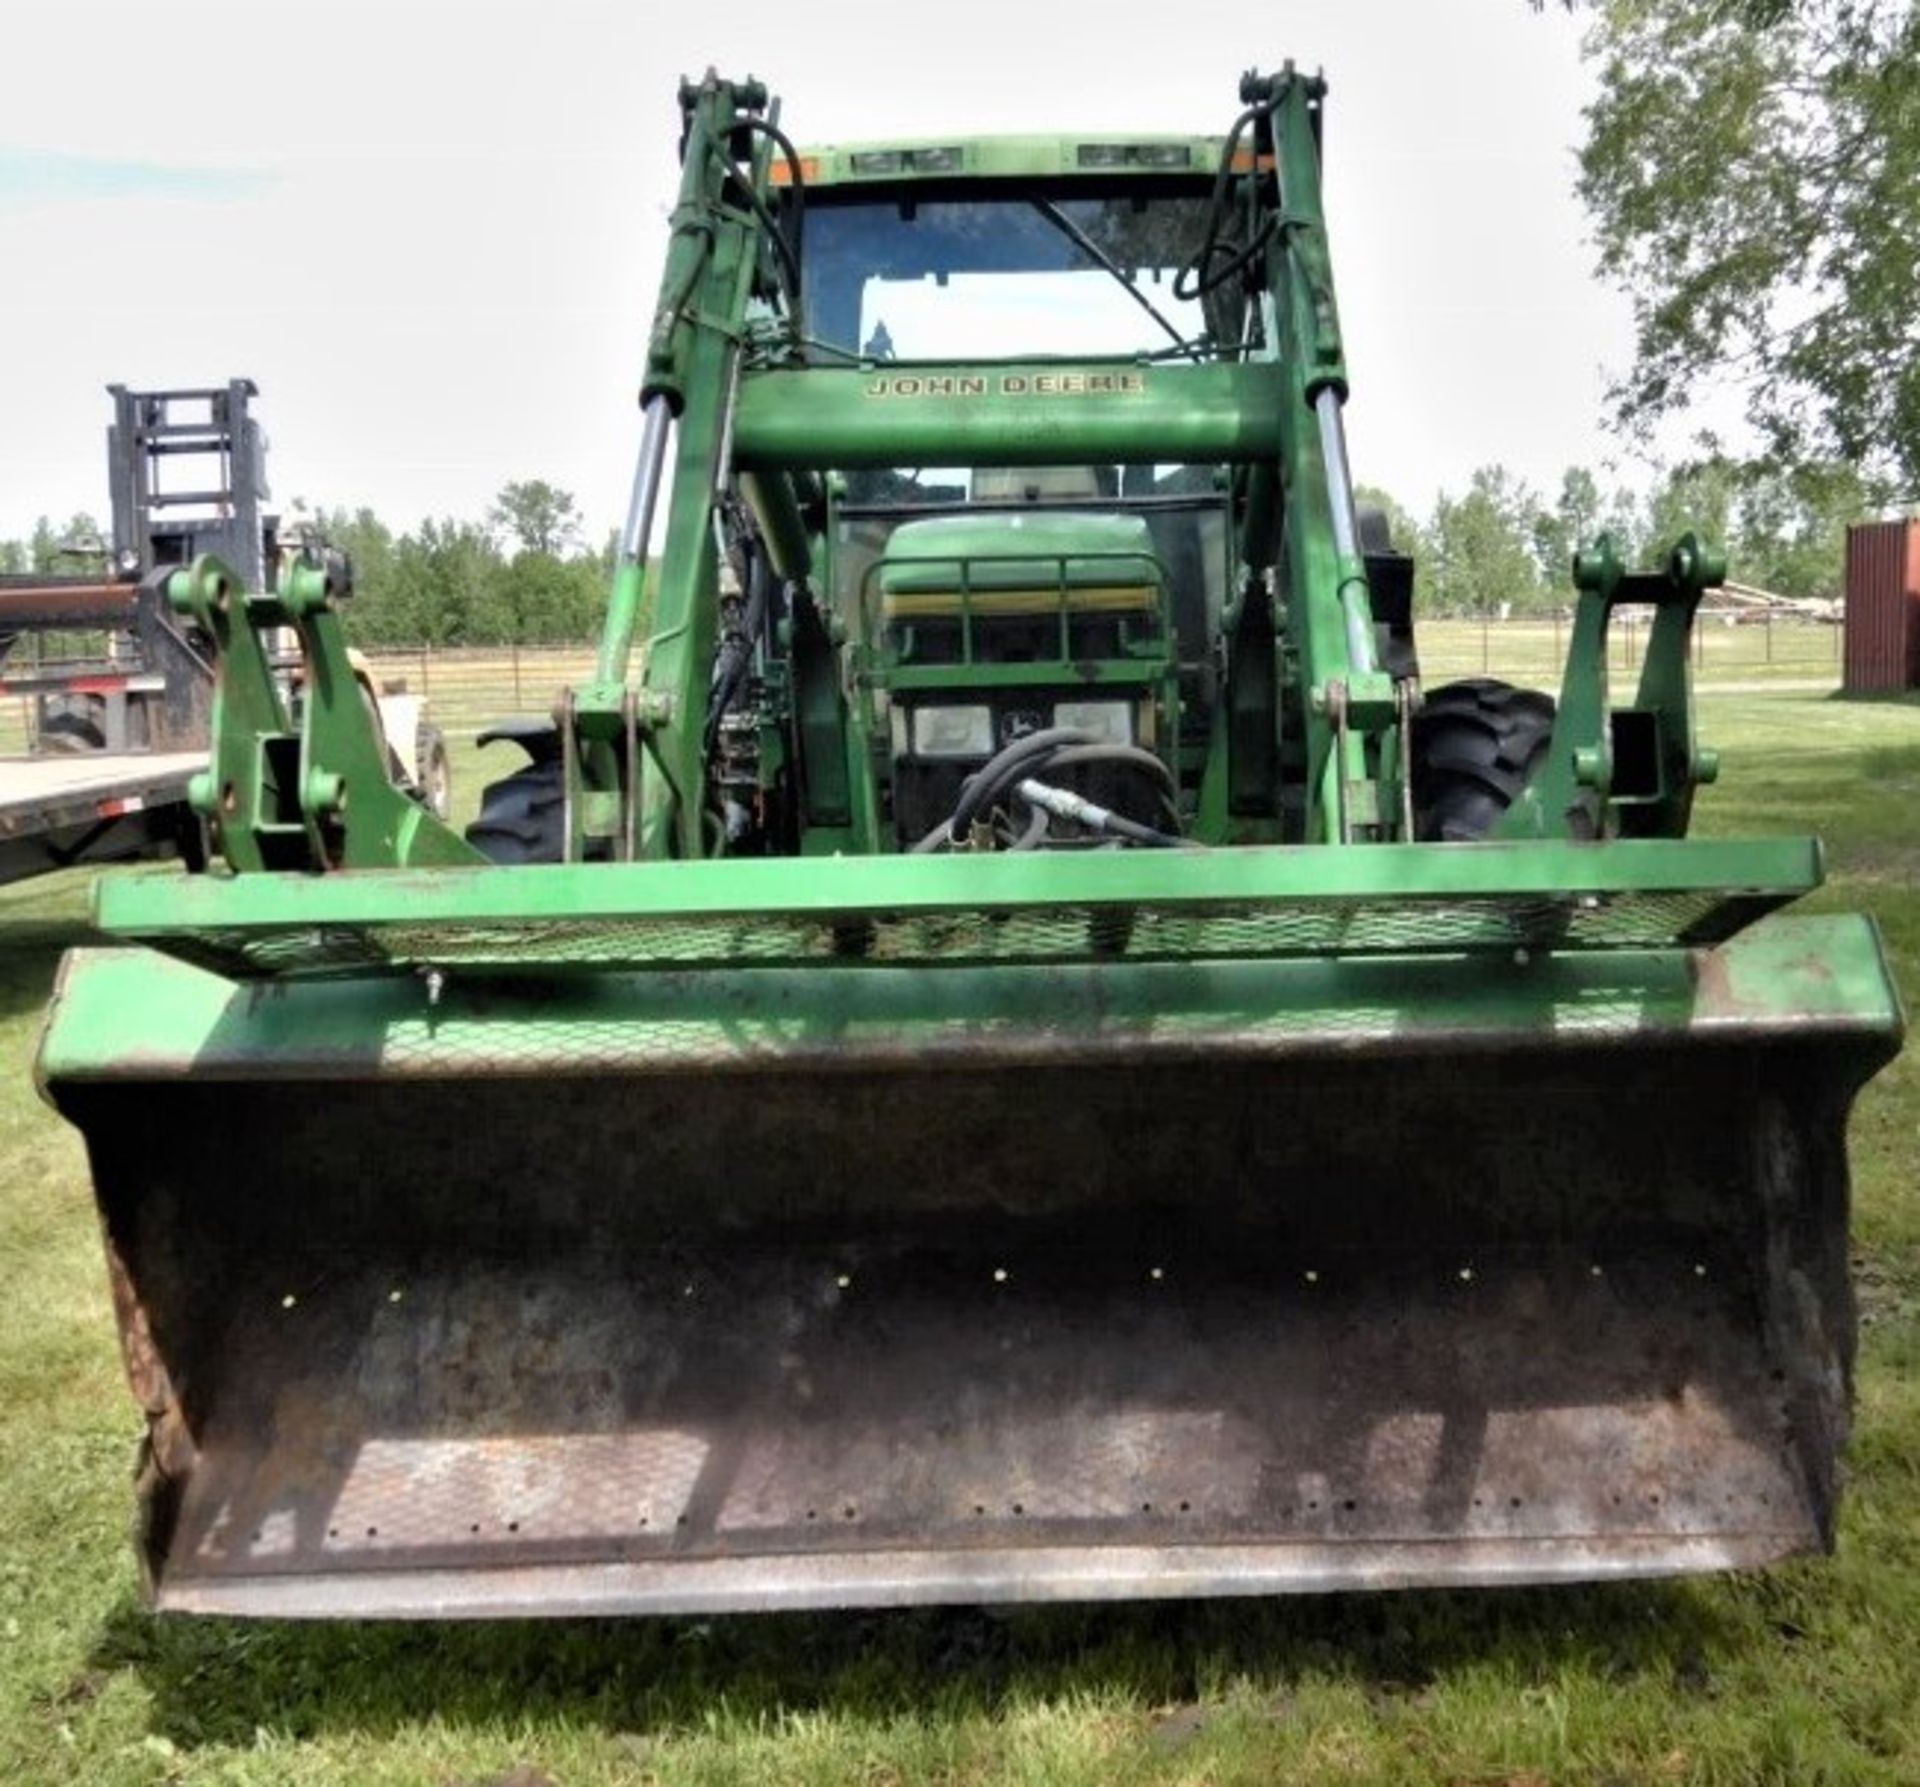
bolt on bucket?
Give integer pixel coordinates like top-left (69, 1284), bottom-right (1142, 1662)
top-left (39, 911), bottom-right (1901, 1618)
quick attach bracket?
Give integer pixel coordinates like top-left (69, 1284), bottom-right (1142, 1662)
top-left (1498, 533), bottom-right (1725, 843)
top-left (169, 553), bottom-right (478, 872)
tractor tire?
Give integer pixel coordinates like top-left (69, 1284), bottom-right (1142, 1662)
top-left (39, 706), bottom-right (107, 753)
top-left (466, 758), bottom-right (565, 864)
top-left (414, 722), bottom-right (452, 822)
top-left (1412, 677), bottom-right (1556, 842)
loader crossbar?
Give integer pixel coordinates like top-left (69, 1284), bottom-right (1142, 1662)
top-left (91, 837), bottom-right (1822, 979)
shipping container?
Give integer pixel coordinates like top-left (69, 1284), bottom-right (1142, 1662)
top-left (1844, 520), bottom-right (1920, 693)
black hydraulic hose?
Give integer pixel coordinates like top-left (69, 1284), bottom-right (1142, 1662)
top-left (703, 553), bottom-right (772, 759)
top-left (1097, 812), bottom-right (1185, 849)
top-left (913, 731), bottom-right (1188, 852)
top-left (1184, 213), bottom-right (1277, 301)
top-left (1014, 777), bottom-right (1189, 849)
top-left (715, 146), bottom-right (800, 309)
top-left (739, 116), bottom-right (805, 294)
top-left (910, 727), bottom-right (1094, 852)
top-left (1046, 741), bottom-right (1176, 786)
top-left (1007, 800), bottom-right (1051, 850)
top-left (1173, 102), bottom-right (1277, 304)
top-left (713, 116), bottom-right (805, 311)
top-left (1044, 742), bottom-right (1180, 818)
top-left (949, 726), bottom-right (1095, 835)
top-left (1103, 812), bottom-right (1185, 849)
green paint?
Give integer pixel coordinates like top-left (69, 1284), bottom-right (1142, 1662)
top-left (733, 363), bottom-right (1286, 470)
top-left (165, 555), bottom-right (479, 873)
top-left (37, 912), bottom-right (1905, 1084)
top-left (795, 134), bottom-right (1234, 188)
top-left (91, 835), bottom-right (1824, 948)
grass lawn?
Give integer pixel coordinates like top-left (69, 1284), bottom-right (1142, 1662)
top-left (0, 688), bottom-right (1914, 1786)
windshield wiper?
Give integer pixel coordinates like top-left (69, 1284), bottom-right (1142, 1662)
top-left (1030, 200), bottom-right (1206, 364)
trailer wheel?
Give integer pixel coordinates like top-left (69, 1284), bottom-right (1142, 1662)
top-left (414, 722), bottom-right (452, 821)
top-left (39, 706), bottom-right (107, 753)
top-left (467, 758), bottom-right (565, 864)
top-left (1412, 677), bottom-right (1556, 841)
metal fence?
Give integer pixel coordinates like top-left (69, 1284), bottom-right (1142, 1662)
top-left (0, 619), bottom-right (1844, 758)
top-left (355, 645), bottom-right (601, 739)
top-left (356, 617), bottom-right (1837, 741)
top-left (1417, 611), bottom-right (1841, 689)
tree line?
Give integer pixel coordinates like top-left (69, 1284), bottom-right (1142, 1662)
top-left (0, 479), bottom-right (618, 648)
top-left (1360, 453), bottom-right (1877, 618)
top-left (0, 456), bottom-right (1877, 640)
top-left (315, 481), bottom-right (616, 646)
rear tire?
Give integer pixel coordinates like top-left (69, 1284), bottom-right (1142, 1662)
top-left (467, 758), bottom-right (565, 863)
top-left (1412, 677), bottom-right (1556, 842)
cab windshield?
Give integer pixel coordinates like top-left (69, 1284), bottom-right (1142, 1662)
top-left (799, 183), bottom-right (1222, 362)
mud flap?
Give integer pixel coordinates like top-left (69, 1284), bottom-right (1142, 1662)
top-left (39, 915), bottom-right (1902, 1616)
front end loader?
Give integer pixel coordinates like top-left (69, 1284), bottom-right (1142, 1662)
top-left (37, 69), bottom-right (1902, 1618)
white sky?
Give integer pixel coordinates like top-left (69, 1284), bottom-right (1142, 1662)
top-left (0, 0), bottom-right (1645, 543)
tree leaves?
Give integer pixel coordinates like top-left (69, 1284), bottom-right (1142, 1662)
top-left (488, 480), bottom-right (582, 558)
top-left (314, 493), bottom-right (606, 647)
top-left (1571, 0), bottom-right (1919, 493)
top-left (1377, 456), bottom-right (1861, 614)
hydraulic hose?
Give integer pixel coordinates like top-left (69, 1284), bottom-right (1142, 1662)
top-left (911, 730), bottom-right (1191, 852)
top-left (1014, 777), bottom-right (1185, 848)
top-left (703, 551), bottom-right (772, 759)
top-left (739, 115), bottom-right (806, 292)
top-left (947, 726), bottom-right (1095, 841)
top-left (1007, 801), bottom-right (1051, 851)
top-left (1043, 742), bottom-right (1179, 818)
top-left (1173, 102), bottom-right (1277, 304)
top-left (713, 115), bottom-right (806, 311)
top-left (911, 727), bottom-right (1095, 852)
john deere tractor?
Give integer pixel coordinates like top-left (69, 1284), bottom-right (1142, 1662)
top-left (37, 69), bottom-right (1902, 1618)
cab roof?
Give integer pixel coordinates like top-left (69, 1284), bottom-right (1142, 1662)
top-left (772, 135), bottom-right (1263, 189)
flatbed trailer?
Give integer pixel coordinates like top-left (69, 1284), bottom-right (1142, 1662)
top-left (0, 749), bottom-right (204, 886)
top-left (0, 381), bottom-right (250, 888)
top-left (1, 380), bottom-right (450, 887)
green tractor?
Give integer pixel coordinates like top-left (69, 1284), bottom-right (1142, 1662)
top-left (38, 69), bottom-right (1902, 1618)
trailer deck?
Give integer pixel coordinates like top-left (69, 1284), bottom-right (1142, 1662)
top-left (0, 751), bottom-right (204, 885)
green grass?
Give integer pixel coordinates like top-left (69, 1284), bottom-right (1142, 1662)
top-left (0, 689), bottom-right (1915, 1786)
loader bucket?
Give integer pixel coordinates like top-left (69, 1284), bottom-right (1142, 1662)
top-left (39, 852), bottom-right (1903, 1618)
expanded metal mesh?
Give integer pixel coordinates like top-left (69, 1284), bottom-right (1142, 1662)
top-left (152, 885), bottom-right (1774, 980)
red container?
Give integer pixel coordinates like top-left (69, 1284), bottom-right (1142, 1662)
top-left (1844, 520), bottom-right (1920, 693)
